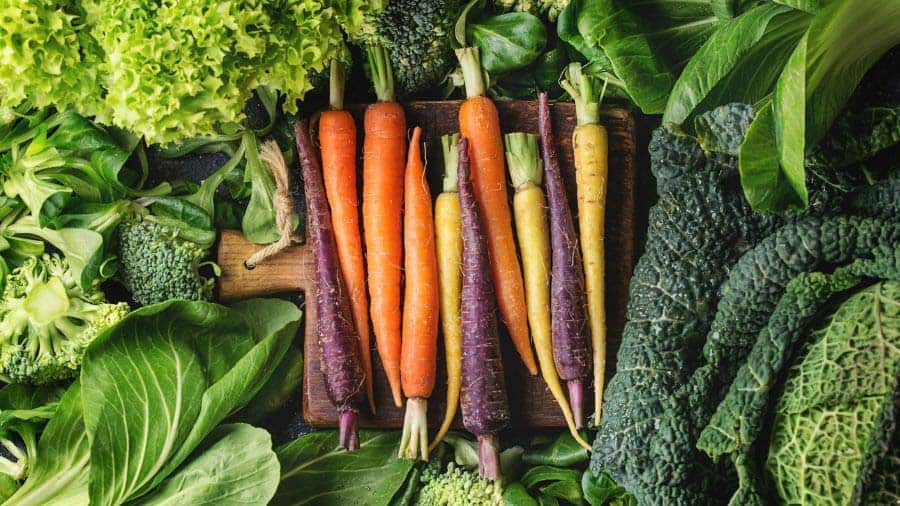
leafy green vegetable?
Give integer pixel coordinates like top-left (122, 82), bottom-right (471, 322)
top-left (2, 0), bottom-right (346, 145)
top-left (523, 432), bottom-right (589, 467)
top-left (592, 107), bottom-right (781, 504)
top-left (0, 384), bottom-right (61, 483)
top-left (5, 298), bottom-right (301, 506)
top-left (467, 12), bottom-right (547, 76)
top-left (130, 424), bottom-right (280, 506)
top-left (273, 431), bottom-right (415, 506)
top-left (495, 0), bottom-right (569, 21)
top-left (766, 281), bottom-right (900, 505)
top-left (235, 338), bottom-right (304, 425)
top-left (503, 482), bottom-right (538, 506)
top-left (581, 471), bottom-right (635, 506)
top-left (240, 133), bottom-right (281, 245)
top-left (740, 0), bottom-right (900, 211)
top-left (662, 5), bottom-right (810, 127)
top-left (558, 0), bottom-right (718, 113)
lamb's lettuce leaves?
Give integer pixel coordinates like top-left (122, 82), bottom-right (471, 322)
top-left (273, 431), bottom-right (415, 506)
top-left (130, 424), bottom-right (280, 506)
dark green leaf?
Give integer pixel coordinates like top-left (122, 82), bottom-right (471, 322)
top-left (129, 424), bottom-right (280, 506)
top-left (521, 466), bottom-right (582, 489)
top-left (540, 479), bottom-right (582, 504)
top-left (149, 197), bottom-right (214, 232)
top-left (523, 432), bottom-right (590, 467)
top-left (503, 482), bottom-right (538, 506)
top-left (739, 101), bottom-right (805, 211)
top-left (534, 48), bottom-right (569, 94)
top-left (387, 462), bottom-right (421, 506)
top-left (468, 13), bottom-right (547, 75)
top-left (663, 5), bottom-right (810, 127)
top-left (273, 431), bottom-right (415, 506)
top-left (80, 299), bottom-right (301, 504)
top-left (233, 338), bottom-right (303, 425)
top-left (582, 470), bottom-right (634, 506)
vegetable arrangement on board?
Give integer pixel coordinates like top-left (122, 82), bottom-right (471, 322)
top-left (0, 0), bottom-right (897, 504)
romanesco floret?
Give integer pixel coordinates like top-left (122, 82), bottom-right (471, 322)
top-left (0, 254), bottom-right (130, 385)
top-left (415, 462), bottom-right (503, 506)
top-left (495, 0), bottom-right (569, 20)
top-left (373, 0), bottom-right (457, 97)
top-left (116, 219), bottom-right (216, 306)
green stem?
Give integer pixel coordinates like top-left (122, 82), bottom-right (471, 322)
top-left (504, 132), bottom-right (542, 189)
top-left (366, 45), bottom-right (395, 103)
top-left (455, 47), bottom-right (486, 98)
top-left (329, 59), bottom-right (345, 111)
top-left (441, 133), bottom-right (460, 193)
top-left (560, 63), bottom-right (600, 126)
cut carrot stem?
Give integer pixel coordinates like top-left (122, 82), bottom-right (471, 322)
top-left (455, 46), bottom-right (537, 375)
top-left (505, 132), bottom-right (591, 450)
top-left (320, 59), bottom-right (376, 414)
top-left (561, 63), bottom-right (609, 425)
top-left (399, 127), bottom-right (439, 461)
top-left (429, 133), bottom-right (463, 451)
top-left (363, 44), bottom-right (407, 407)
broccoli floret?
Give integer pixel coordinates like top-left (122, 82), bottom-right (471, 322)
top-left (0, 254), bottom-right (129, 385)
top-left (495, 0), bottom-right (569, 21)
top-left (373, 0), bottom-right (457, 97)
top-left (116, 219), bottom-right (216, 306)
top-left (415, 462), bottom-right (503, 506)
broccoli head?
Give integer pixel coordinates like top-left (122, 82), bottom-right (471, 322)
top-left (116, 219), bottom-right (216, 306)
top-left (0, 254), bottom-right (129, 385)
top-left (496, 0), bottom-right (569, 21)
top-left (416, 461), bottom-right (503, 505)
top-left (374, 0), bottom-right (457, 97)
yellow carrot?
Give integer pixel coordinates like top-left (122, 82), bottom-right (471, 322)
top-left (429, 134), bottom-right (463, 451)
top-left (561, 63), bottom-right (609, 425)
top-left (505, 132), bottom-right (591, 451)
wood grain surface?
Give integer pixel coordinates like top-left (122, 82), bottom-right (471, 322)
top-left (217, 100), bottom-right (636, 428)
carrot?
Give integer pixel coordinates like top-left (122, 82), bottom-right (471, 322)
top-left (458, 136), bottom-right (510, 481)
top-left (538, 92), bottom-right (592, 429)
top-left (398, 127), bottom-right (439, 461)
top-left (295, 119), bottom-right (365, 451)
top-left (362, 45), bottom-right (407, 408)
top-left (320, 59), bottom-right (376, 414)
top-left (505, 132), bottom-right (591, 450)
top-left (560, 63), bottom-right (609, 425)
top-left (429, 133), bottom-right (463, 451)
top-left (455, 46), bottom-right (537, 376)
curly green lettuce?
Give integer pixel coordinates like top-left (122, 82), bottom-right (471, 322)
top-left (3, 0), bottom-right (347, 144)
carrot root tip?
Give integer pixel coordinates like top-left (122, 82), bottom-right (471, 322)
top-left (477, 434), bottom-right (502, 481)
top-left (568, 379), bottom-right (585, 429)
top-left (398, 397), bottom-right (430, 461)
top-left (339, 410), bottom-right (359, 451)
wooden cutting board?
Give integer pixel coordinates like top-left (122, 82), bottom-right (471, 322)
top-left (217, 100), bottom-right (636, 428)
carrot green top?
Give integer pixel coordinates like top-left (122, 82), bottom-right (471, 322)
top-left (504, 132), bottom-right (542, 189)
top-left (560, 63), bottom-right (601, 127)
top-left (329, 59), bottom-right (346, 110)
top-left (441, 133), bottom-right (460, 193)
top-left (455, 47), bottom-right (486, 99)
top-left (366, 44), bottom-right (396, 103)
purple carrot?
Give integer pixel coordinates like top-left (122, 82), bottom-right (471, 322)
top-left (295, 120), bottom-right (366, 451)
top-left (538, 92), bottom-right (592, 428)
top-left (458, 136), bottom-right (511, 481)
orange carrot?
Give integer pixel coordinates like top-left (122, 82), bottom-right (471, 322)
top-left (456, 46), bottom-right (537, 375)
top-left (398, 127), bottom-right (439, 460)
top-left (362, 45), bottom-right (407, 408)
top-left (320, 60), bottom-right (376, 414)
